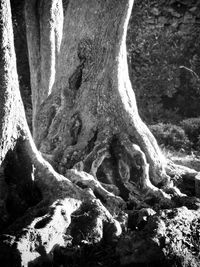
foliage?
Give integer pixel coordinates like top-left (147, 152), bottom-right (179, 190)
top-left (10, 0), bottom-right (200, 127)
top-left (181, 117), bottom-right (200, 148)
top-left (149, 123), bottom-right (190, 150)
top-left (151, 118), bottom-right (200, 151)
top-left (127, 0), bottom-right (200, 124)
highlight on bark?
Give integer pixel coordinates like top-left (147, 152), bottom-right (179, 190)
top-left (0, 0), bottom-right (199, 266)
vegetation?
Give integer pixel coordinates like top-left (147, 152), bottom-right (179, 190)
top-left (0, 0), bottom-right (200, 266)
top-left (149, 117), bottom-right (200, 153)
top-left (181, 118), bottom-right (200, 149)
top-left (149, 123), bottom-right (190, 150)
top-left (127, 0), bottom-right (200, 124)
top-left (10, 0), bottom-right (200, 127)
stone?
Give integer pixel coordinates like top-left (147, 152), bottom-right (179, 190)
top-left (150, 7), bottom-right (160, 16)
top-left (183, 12), bottom-right (195, 23)
top-left (146, 18), bottom-right (156, 24)
top-left (166, 8), bottom-right (181, 18)
top-left (158, 16), bottom-right (168, 25)
top-left (189, 7), bottom-right (197, 13)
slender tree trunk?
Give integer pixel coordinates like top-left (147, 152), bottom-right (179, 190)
top-left (0, 0), bottom-right (21, 229)
top-left (0, 0), bottom-right (25, 164)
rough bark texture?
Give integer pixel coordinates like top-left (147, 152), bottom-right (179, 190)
top-left (0, 0), bottom-right (28, 227)
top-left (25, 0), bottom-right (172, 204)
top-left (0, 0), bottom-right (200, 266)
top-left (0, 0), bottom-right (25, 164)
top-left (0, 1), bottom-right (122, 265)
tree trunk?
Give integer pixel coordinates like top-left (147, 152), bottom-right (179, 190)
top-left (0, 1), bottom-right (123, 265)
top-left (0, 0), bottom-right (199, 266)
top-left (25, 0), bottom-right (171, 199)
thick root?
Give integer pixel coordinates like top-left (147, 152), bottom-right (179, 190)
top-left (66, 169), bottom-right (125, 212)
top-left (0, 137), bottom-right (123, 266)
top-left (118, 135), bottom-right (174, 202)
top-left (166, 160), bottom-right (200, 197)
top-left (166, 160), bottom-right (197, 179)
top-left (4, 129), bottom-right (199, 267)
top-left (0, 197), bottom-right (121, 266)
top-left (0, 186), bottom-right (122, 267)
top-left (0, 198), bottom-right (77, 266)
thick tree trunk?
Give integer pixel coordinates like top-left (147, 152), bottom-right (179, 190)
top-left (0, 0), bottom-right (199, 266)
top-left (0, 1), bottom-right (122, 265)
top-left (25, 0), bottom-right (171, 203)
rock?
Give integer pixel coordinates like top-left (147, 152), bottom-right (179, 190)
top-left (117, 207), bottom-right (200, 265)
top-left (179, 23), bottom-right (192, 34)
top-left (171, 21), bottom-right (179, 28)
top-left (116, 232), bottom-right (165, 265)
top-left (183, 12), bottom-right (195, 23)
top-left (150, 7), bottom-right (160, 16)
top-left (189, 7), bottom-right (197, 13)
top-left (146, 18), bottom-right (155, 24)
top-left (128, 208), bottom-right (156, 230)
top-left (137, 208), bottom-right (156, 224)
top-left (158, 16), bottom-right (168, 25)
top-left (165, 8), bottom-right (181, 18)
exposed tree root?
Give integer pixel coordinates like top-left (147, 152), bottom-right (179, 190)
top-left (54, 130), bottom-right (199, 217)
top-left (58, 130), bottom-right (197, 206)
top-left (0, 195), bottom-right (122, 266)
top-left (166, 160), bottom-right (197, 179)
top-left (0, 134), bottom-right (123, 266)
top-left (1, 0), bottom-right (200, 265)
top-left (1, 132), bottom-right (200, 266)
top-left (0, 120), bottom-right (199, 267)
top-left (66, 169), bottom-right (125, 209)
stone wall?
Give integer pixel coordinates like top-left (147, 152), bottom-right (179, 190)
top-left (127, 0), bottom-right (200, 123)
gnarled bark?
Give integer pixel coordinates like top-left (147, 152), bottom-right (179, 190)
top-left (0, 0), bottom-right (199, 266)
top-left (0, 1), bottom-right (122, 265)
top-left (25, 0), bottom-right (172, 203)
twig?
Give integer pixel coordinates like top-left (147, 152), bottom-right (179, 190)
top-left (179, 66), bottom-right (200, 80)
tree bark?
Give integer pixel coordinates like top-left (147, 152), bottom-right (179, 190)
top-left (0, 0), bottom-right (25, 164)
top-left (0, 1), bottom-right (122, 265)
top-left (25, 0), bottom-right (171, 202)
top-left (0, 0), bottom-right (199, 266)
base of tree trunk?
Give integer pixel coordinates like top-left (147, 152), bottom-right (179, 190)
top-left (0, 0), bottom-right (200, 266)
top-left (0, 135), bottom-right (200, 267)
top-left (0, 137), bottom-right (124, 266)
